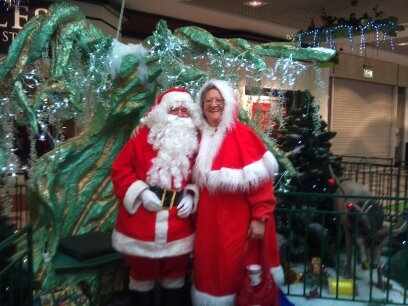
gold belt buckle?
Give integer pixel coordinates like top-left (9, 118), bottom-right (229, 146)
top-left (161, 188), bottom-right (177, 209)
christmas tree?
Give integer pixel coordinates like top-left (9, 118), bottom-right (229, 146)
top-left (272, 90), bottom-right (342, 265)
top-left (275, 90), bottom-right (342, 198)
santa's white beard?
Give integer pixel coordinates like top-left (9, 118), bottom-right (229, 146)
top-left (146, 115), bottom-right (198, 189)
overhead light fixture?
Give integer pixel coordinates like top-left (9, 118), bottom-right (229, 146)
top-left (243, 1), bottom-right (268, 7)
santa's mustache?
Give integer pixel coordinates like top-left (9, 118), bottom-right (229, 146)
top-left (165, 114), bottom-right (195, 128)
top-left (148, 114), bottom-right (198, 151)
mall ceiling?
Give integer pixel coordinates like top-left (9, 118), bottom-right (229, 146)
top-left (106, 0), bottom-right (408, 57)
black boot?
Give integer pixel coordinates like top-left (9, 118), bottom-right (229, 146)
top-left (131, 289), bottom-right (155, 306)
top-left (161, 287), bottom-right (187, 306)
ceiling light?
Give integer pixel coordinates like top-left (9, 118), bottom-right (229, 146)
top-left (243, 1), bottom-right (268, 8)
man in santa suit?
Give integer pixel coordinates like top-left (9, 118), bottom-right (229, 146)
top-left (191, 80), bottom-right (284, 306)
top-left (111, 88), bottom-right (200, 306)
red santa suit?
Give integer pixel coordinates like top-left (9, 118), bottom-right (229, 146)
top-left (111, 88), bottom-right (200, 292)
top-left (191, 80), bottom-right (283, 306)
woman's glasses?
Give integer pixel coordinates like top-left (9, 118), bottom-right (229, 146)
top-left (204, 98), bottom-right (224, 105)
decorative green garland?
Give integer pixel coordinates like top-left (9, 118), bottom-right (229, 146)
top-left (292, 9), bottom-right (405, 47)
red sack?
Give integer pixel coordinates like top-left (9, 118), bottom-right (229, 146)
top-left (235, 236), bottom-right (279, 306)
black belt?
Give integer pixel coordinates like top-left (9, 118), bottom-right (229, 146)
top-left (150, 186), bottom-right (184, 209)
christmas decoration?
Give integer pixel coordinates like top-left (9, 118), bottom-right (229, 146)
top-left (304, 288), bottom-right (319, 299)
top-left (327, 177), bottom-right (336, 186)
top-left (284, 266), bottom-right (303, 285)
top-left (275, 90), bottom-right (342, 195)
top-left (0, 1), bottom-right (336, 301)
top-left (328, 277), bottom-right (355, 296)
top-left (291, 6), bottom-right (405, 54)
top-left (33, 285), bottom-right (90, 306)
top-left (345, 201), bottom-right (354, 210)
top-left (273, 90), bottom-right (342, 270)
top-left (303, 266), bottom-right (330, 291)
top-left (309, 257), bottom-right (325, 275)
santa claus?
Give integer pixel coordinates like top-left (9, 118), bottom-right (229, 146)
top-left (111, 87), bottom-right (200, 306)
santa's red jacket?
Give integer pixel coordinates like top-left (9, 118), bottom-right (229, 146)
top-left (111, 126), bottom-right (198, 258)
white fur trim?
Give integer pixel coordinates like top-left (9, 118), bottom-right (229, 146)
top-left (155, 210), bottom-right (169, 246)
top-left (142, 90), bottom-right (201, 130)
top-left (191, 285), bottom-right (234, 306)
top-left (110, 39), bottom-right (147, 79)
top-left (124, 180), bottom-right (149, 214)
top-left (160, 91), bottom-right (193, 107)
top-left (112, 229), bottom-right (194, 258)
top-left (191, 125), bottom-right (225, 188)
top-left (270, 265), bottom-right (285, 287)
top-left (184, 183), bottom-right (199, 213)
top-left (160, 277), bottom-right (185, 289)
top-left (264, 150), bottom-right (280, 176)
top-left (194, 150), bottom-right (278, 193)
top-left (129, 278), bottom-right (155, 291)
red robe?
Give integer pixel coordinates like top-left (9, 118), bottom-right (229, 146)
top-left (192, 120), bottom-right (281, 304)
top-left (111, 126), bottom-right (196, 258)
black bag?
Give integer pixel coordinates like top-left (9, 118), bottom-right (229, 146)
top-left (58, 231), bottom-right (115, 260)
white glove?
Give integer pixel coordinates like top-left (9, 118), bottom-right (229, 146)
top-left (140, 189), bottom-right (162, 212)
top-left (177, 194), bottom-right (193, 218)
top-left (270, 265), bottom-right (285, 286)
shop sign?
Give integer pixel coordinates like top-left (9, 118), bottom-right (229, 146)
top-left (0, 1), bottom-right (52, 54)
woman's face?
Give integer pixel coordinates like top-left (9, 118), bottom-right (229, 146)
top-left (202, 88), bottom-right (225, 127)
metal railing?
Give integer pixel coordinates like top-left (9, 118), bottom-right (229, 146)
top-left (1, 172), bottom-right (29, 230)
top-left (340, 155), bottom-right (394, 166)
top-left (0, 157), bottom-right (407, 305)
top-left (0, 224), bottom-right (33, 306)
top-left (340, 159), bottom-right (408, 215)
top-left (276, 191), bottom-right (408, 305)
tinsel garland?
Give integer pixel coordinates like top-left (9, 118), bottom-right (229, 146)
top-left (0, 1), bottom-right (336, 296)
top-left (292, 9), bottom-right (405, 54)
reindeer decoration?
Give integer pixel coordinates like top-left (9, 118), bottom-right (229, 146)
top-left (329, 165), bottom-right (407, 290)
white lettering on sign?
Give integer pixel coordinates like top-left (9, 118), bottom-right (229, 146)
top-left (35, 8), bottom-right (48, 16)
top-left (0, 4), bottom-right (48, 52)
top-left (0, 5), bottom-right (48, 29)
top-left (13, 6), bottom-right (29, 30)
top-left (2, 30), bottom-right (18, 42)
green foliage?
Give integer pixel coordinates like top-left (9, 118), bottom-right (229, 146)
top-left (303, 269), bottom-right (330, 289)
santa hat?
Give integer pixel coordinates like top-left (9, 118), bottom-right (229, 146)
top-left (141, 87), bottom-right (201, 127)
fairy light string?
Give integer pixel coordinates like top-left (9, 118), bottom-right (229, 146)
top-left (292, 9), bottom-right (405, 54)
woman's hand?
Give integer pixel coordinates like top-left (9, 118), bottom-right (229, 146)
top-left (247, 219), bottom-right (265, 239)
